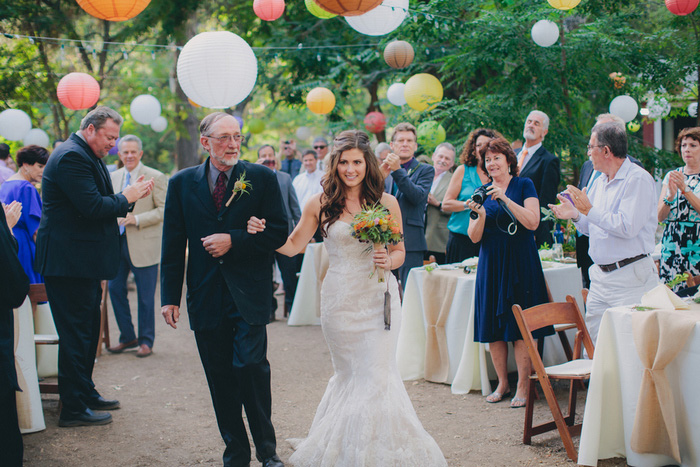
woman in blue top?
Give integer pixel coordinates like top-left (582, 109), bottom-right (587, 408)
top-left (442, 128), bottom-right (502, 263)
top-left (0, 145), bottom-right (49, 283)
top-left (467, 137), bottom-right (552, 408)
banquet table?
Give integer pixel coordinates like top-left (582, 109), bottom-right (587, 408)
top-left (578, 305), bottom-right (700, 467)
top-left (396, 261), bottom-right (584, 395)
top-left (287, 243), bottom-right (326, 326)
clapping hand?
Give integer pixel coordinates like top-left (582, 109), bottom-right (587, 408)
top-left (122, 175), bottom-right (155, 203)
top-left (3, 201), bottom-right (22, 229)
top-left (667, 171), bottom-right (686, 198)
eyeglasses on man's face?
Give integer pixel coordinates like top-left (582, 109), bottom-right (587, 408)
top-left (206, 134), bottom-right (246, 144)
top-left (587, 144), bottom-right (605, 151)
top-left (313, 145), bottom-right (327, 150)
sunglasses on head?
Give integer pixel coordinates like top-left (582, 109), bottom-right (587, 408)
top-left (313, 145), bottom-right (327, 149)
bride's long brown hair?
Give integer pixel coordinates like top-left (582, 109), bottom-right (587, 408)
top-left (320, 130), bottom-right (386, 236)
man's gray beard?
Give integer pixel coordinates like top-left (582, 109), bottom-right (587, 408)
top-left (210, 149), bottom-right (238, 166)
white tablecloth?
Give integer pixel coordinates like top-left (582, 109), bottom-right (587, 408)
top-left (578, 306), bottom-right (700, 466)
top-left (288, 243), bottom-right (325, 326)
top-left (396, 261), bottom-right (584, 395)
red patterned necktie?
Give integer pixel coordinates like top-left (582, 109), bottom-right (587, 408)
top-left (213, 172), bottom-right (228, 211)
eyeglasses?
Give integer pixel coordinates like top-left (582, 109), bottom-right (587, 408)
top-left (313, 145), bottom-right (327, 150)
top-left (587, 144), bottom-right (605, 151)
top-left (206, 134), bottom-right (246, 144)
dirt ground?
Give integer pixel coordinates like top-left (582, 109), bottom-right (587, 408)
top-left (22, 288), bottom-right (626, 466)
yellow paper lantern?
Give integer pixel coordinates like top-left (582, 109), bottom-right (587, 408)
top-left (547, 0), bottom-right (581, 10)
top-left (313, 0), bottom-right (383, 17)
top-left (306, 87), bottom-right (336, 114)
top-left (75, 0), bottom-right (151, 21)
top-left (404, 74), bottom-right (443, 112)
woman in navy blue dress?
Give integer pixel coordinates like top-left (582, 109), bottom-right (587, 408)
top-left (466, 137), bottom-right (551, 408)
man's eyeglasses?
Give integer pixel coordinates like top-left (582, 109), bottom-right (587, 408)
top-left (313, 145), bottom-right (327, 150)
top-left (206, 134), bottom-right (246, 144)
top-left (586, 144), bottom-right (605, 151)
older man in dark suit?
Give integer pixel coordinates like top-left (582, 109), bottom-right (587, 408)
top-left (516, 110), bottom-right (561, 247)
top-left (35, 106), bottom-right (154, 427)
top-left (382, 122), bottom-right (434, 290)
top-left (160, 113), bottom-right (288, 467)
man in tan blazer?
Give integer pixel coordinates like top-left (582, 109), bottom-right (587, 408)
top-left (425, 142), bottom-right (456, 264)
top-left (107, 135), bottom-right (167, 357)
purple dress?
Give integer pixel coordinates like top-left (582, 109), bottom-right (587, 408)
top-left (0, 179), bottom-right (43, 283)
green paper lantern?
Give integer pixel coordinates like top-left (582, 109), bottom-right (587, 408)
top-left (305, 0), bottom-right (337, 18)
top-left (417, 121), bottom-right (446, 150)
top-left (247, 118), bottom-right (266, 134)
top-left (627, 120), bottom-right (641, 133)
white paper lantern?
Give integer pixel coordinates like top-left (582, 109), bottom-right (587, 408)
top-left (130, 95), bottom-right (161, 125)
top-left (345, 0), bottom-right (408, 36)
top-left (150, 116), bottom-right (168, 132)
top-left (296, 126), bottom-right (312, 140)
top-left (689, 102), bottom-right (698, 118)
top-left (647, 97), bottom-right (671, 119)
top-left (0, 109), bottom-right (32, 141)
top-left (609, 95), bottom-right (639, 122)
top-left (177, 31), bottom-right (258, 109)
top-left (531, 20), bottom-right (559, 47)
top-left (23, 129), bottom-right (50, 148)
top-left (387, 83), bottom-right (406, 106)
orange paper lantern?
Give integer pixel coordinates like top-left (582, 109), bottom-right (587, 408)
top-left (313, 0), bottom-right (383, 17)
top-left (75, 0), bottom-right (151, 21)
top-left (254, 0), bottom-right (285, 21)
top-left (384, 40), bottom-right (414, 69)
top-left (306, 87), bottom-right (336, 115)
top-left (57, 73), bottom-right (101, 110)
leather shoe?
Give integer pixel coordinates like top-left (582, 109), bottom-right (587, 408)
top-left (136, 344), bottom-right (152, 358)
top-left (261, 454), bottom-right (284, 467)
top-left (107, 339), bottom-right (138, 353)
top-left (86, 396), bottom-right (120, 410)
top-left (59, 408), bottom-right (112, 427)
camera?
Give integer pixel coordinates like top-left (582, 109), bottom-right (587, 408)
top-left (469, 185), bottom-right (490, 219)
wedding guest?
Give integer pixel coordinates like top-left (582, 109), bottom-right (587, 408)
top-left (280, 139), bottom-right (301, 179)
top-left (0, 144), bottom-right (15, 185)
top-left (424, 143), bottom-right (456, 264)
top-left (375, 142), bottom-right (391, 162)
top-left (312, 137), bottom-right (330, 172)
top-left (293, 149), bottom-right (324, 211)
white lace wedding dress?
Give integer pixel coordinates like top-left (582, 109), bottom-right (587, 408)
top-left (289, 221), bottom-right (447, 467)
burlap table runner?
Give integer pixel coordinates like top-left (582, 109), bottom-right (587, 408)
top-left (422, 269), bottom-right (462, 382)
top-left (630, 306), bottom-right (700, 463)
top-left (314, 244), bottom-right (329, 318)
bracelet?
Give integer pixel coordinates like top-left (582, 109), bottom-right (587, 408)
top-left (464, 201), bottom-right (468, 210)
top-left (663, 197), bottom-right (674, 206)
top-left (438, 202), bottom-right (442, 210)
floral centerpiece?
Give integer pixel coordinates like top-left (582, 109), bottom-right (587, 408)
top-left (350, 202), bottom-right (403, 283)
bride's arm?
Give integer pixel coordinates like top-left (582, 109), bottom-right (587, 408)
top-left (373, 193), bottom-right (406, 271)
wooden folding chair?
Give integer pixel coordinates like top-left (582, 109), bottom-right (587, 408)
top-left (28, 283), bottom-right (59, 395)
top-left (512, 295), bottom-right (595, 462)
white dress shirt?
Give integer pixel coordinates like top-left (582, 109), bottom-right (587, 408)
top-left (293, 169), bottom-right (323, 211)
top-left (574, 157), bottom-right (658, 265)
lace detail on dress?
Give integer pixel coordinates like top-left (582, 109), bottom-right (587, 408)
top-left (289, 221), bottom-right (446, 467)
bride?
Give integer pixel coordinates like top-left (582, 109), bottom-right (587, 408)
top-left (247, 130), bottom-right (446, 466)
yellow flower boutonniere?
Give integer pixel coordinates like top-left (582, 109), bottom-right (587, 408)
top-left (225, 171), bottom-right (252, 207)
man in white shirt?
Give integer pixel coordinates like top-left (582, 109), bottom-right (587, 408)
top-left (293, 149), bottom-right (324, 212)
top-left (549, 122), bottom-right (659, 344)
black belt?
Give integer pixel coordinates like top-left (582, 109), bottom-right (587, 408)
top-left (598, 254), bottom-right (648, 273)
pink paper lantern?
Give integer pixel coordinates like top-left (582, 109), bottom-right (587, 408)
top-left (665, 0), bottom-right (699, 15)
top-left (364, 111), bottom-right (387, 134)
top-left (57, 73), bottom-right (101, 110)
top-left (254, 0), bottom-right (285, 21)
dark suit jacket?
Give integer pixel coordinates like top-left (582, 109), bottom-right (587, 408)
top-left (275, 170), bottom-right (301, 235)
top-left (160, 160), bottom-right (288, 329)
top-left (384, 158), bottom-right (434, 252)
top-left (35, 133), bottom-right (131, 279)
top-left (517, 145), bottom-right (560, 247)
top-left (578, 156), bottom-right (643, 188)
top-left (0, 207), bottom-right (30, 391)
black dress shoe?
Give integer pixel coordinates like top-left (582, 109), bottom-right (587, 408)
top-left (261, 454), bottom-right (284, 467)
top-left (86, 396), bottom-right (120, 410)
top-left (58, 408), bottom-right (113, 427)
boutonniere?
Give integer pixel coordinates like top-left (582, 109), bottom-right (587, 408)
top-left (225, 171), bottom-right (252, 207)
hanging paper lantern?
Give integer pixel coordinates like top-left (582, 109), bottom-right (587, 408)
top-left (647, 97), bottom-right (671, 119)
top-left (312, 0), bottom-right (383, 17)
top-left (150, 116), bottom-right (168, 133)
top-left (296, 126), bottom-right (312, 140)
top-left (23, 129), bottom-right (50, 148)
top-left (608, 72), bottom-right (626, 89)
top-left (387, 83), bottom-right (406, 106)
top-left (56, 73), bottom-right (100, 110)
top-left (531, 20), bottom-right (559, 47)
top-left (177, 31), bottom-right (258, 109)
top-left (689, 102), bottom-right (698, 118)
top-left (305, 0), bottom-right (337, 18)
top-left (609, 95), bottom-right (639, 122)
top-left (404, 74), bottom-right (443, 112)
top-left (665, 0), bottom-right (699, 15)
top-left (0, 109), bottom-right (32, 141)
top-left (345, 0), bottom-right (408, 36)
top-left (627, 121), bottom-right (641, 133)
top-left (130, 94), bottom-right (161, 125)
top-left (383, 40), bottom-right (414, 69)
top-left (547, 0), bottom-right (581, 9)
top-left (188, 98), bottom-right (201, 108)
top-left (108, 137), bottom-right (121, 156)
top-left (254, 0), bottom-right (285, 21)
top-left (247, 118), bottom-right (266, 134)
top-left (75, 0), bottom-right (151, 21)
top-left (306, 87), bottom-right (336, 115)
top-left (363, 112), bottom-right (387, 134)
top-left (417, 121), bottom-right (446, 149)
